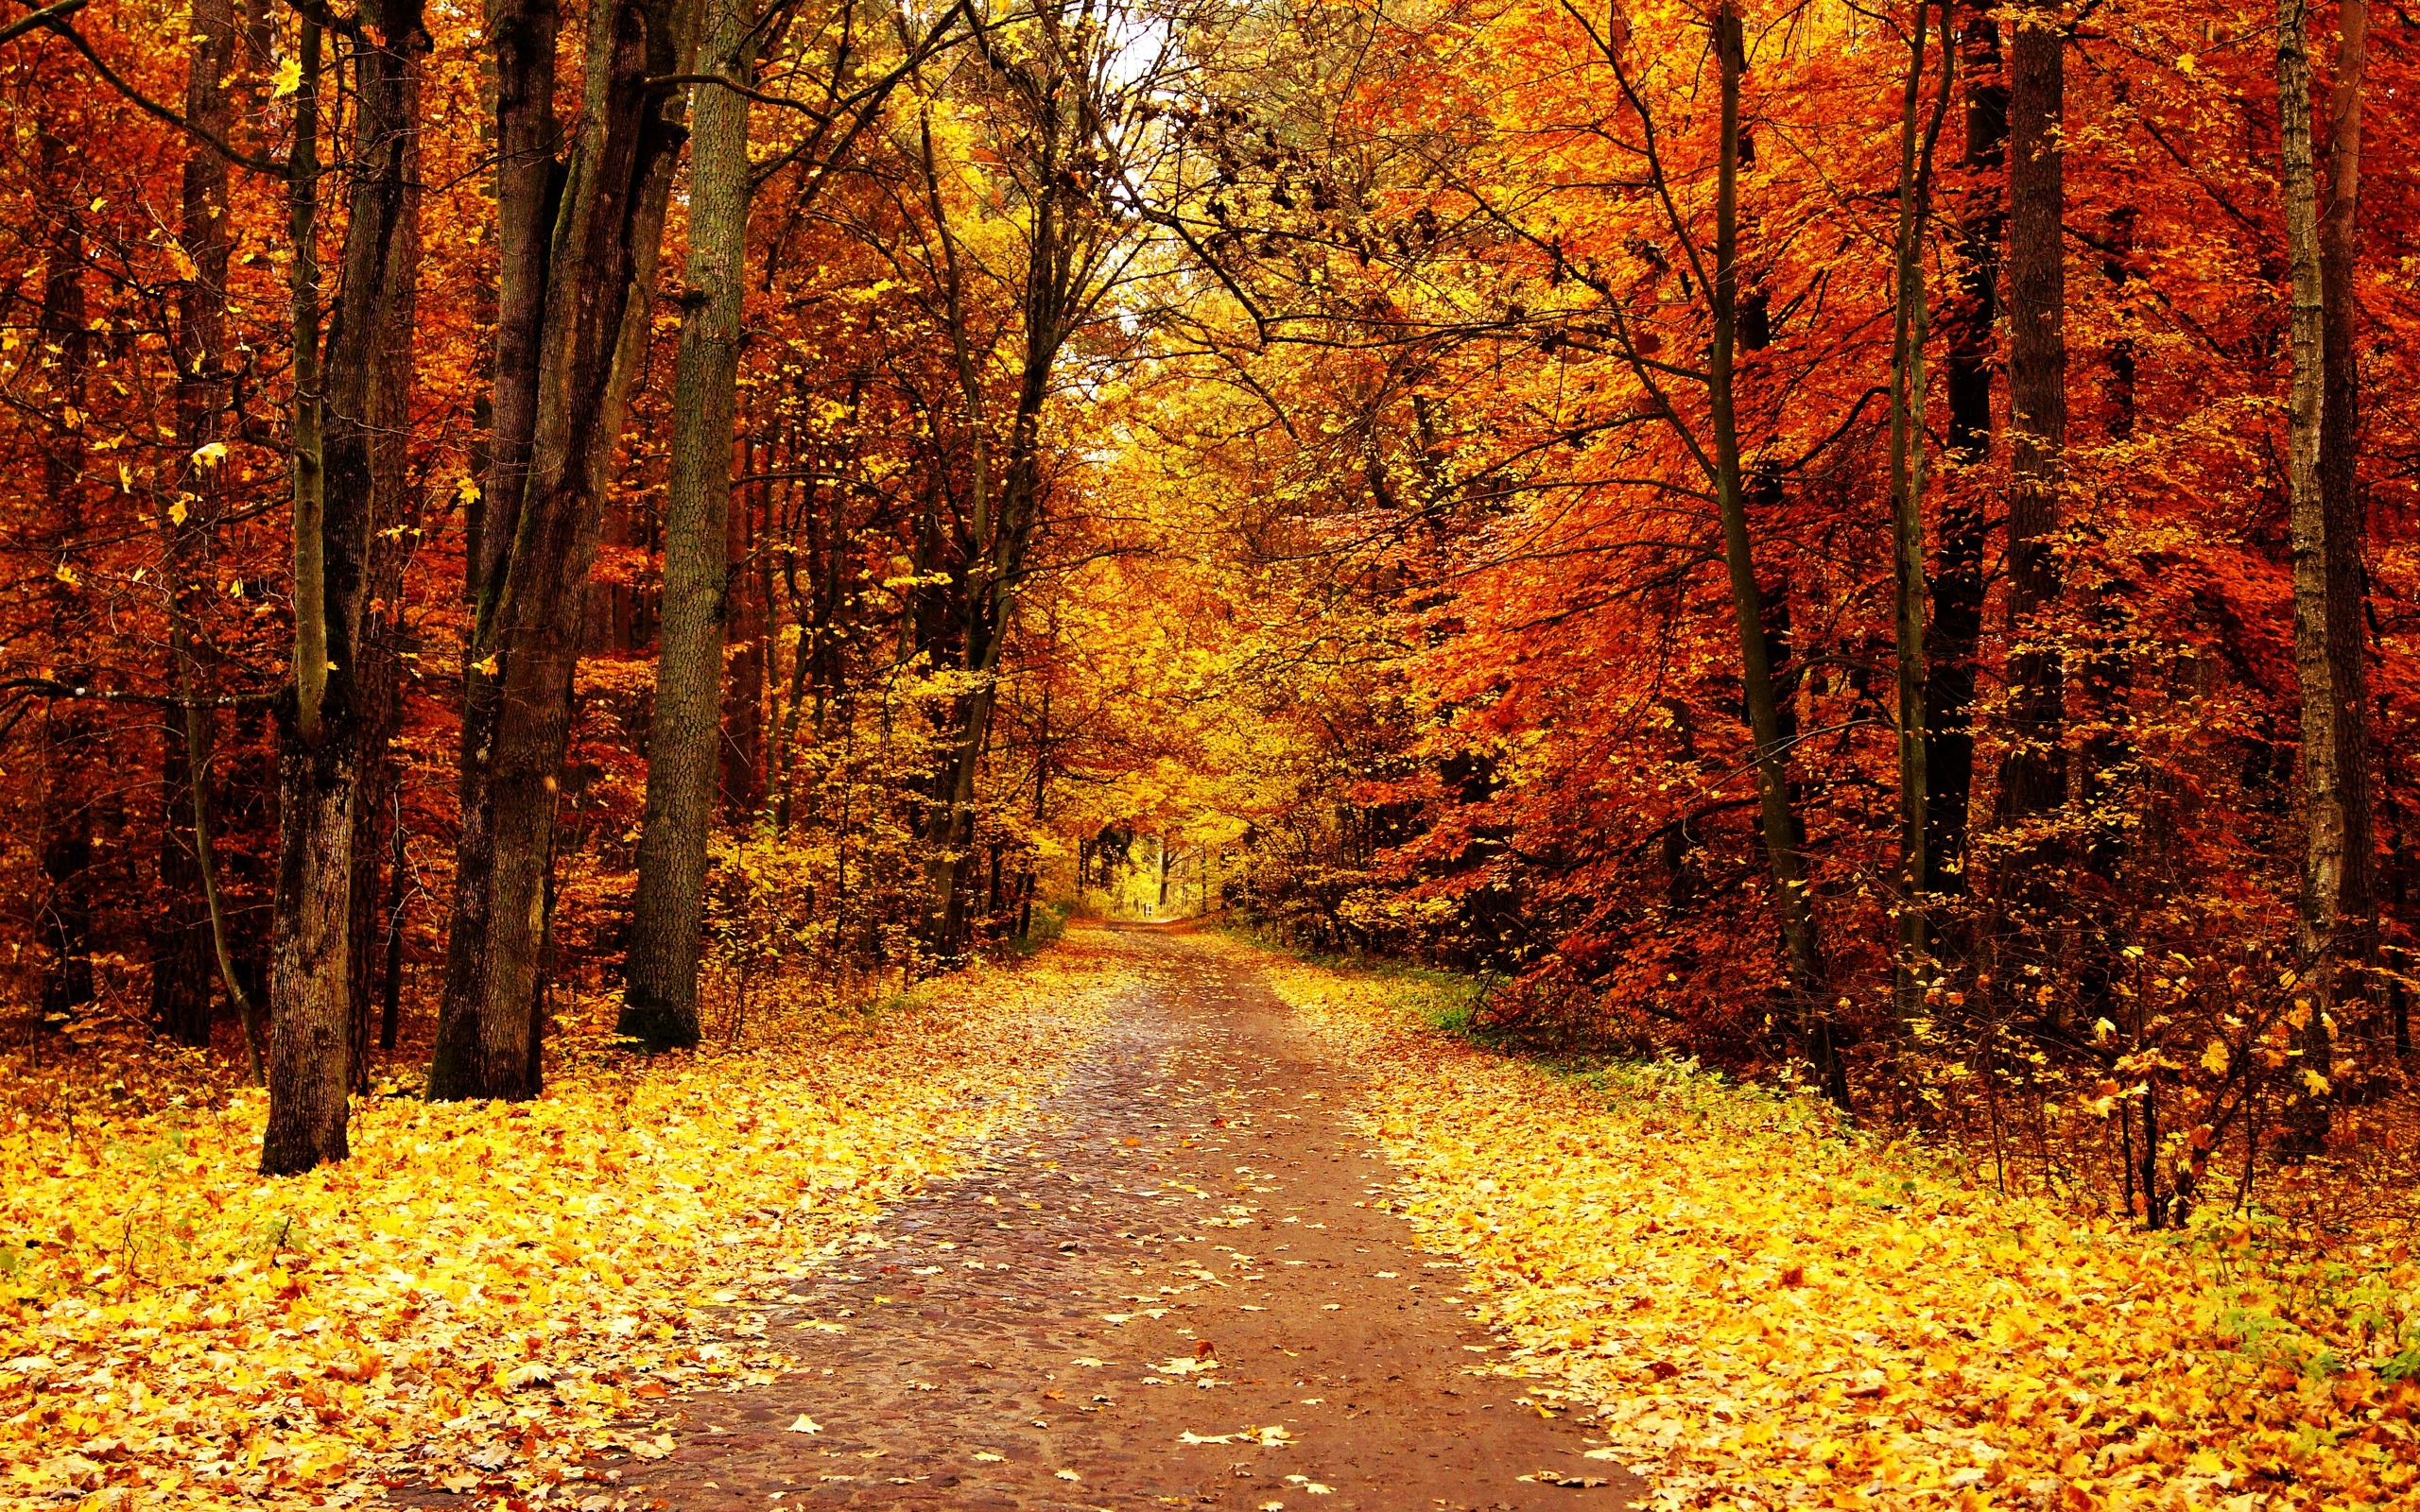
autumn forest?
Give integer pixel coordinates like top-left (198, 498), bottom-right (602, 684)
top-left (4, 0), bottom-right (2419, 1503)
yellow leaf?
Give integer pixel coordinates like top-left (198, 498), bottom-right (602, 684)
top-left (270, 56), bottom-right (302, 97)
top-left (2201, 1040), bottom-right (2228, 1076)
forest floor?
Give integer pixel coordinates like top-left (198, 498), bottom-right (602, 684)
top-left (488, 923), bottom-right (1644, 1512)
top-left (9, 926), bottom-right (2418, 1511)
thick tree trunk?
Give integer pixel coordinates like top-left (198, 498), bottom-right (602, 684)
top-left (2278, 0), bottom-right (2339, 1148)
top-left (1709, 6), bottom-right (1841, 1103)
top-left (1999, 3), bottom-right (2066, 848)
top-left (2318, 0), bottom-right (2370, 987)
top-left (432, 0), bottom-right (696, 1100)
top-left (265, 3), bottom-right (424, 1174)
top-left (264, 17), bottom-right (346, 1174)
top-left (266, 733), bottom-right (358, 1173)
top-left (624, 0), bottom-right (757, 1051)
top-left (1923, 1), bottom-right (2005, 902)
top-left (449, 0), bottom-right (564, 1040)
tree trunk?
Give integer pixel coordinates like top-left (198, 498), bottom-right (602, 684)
top-left (265, 2), bottom-right (425, 1175)
top-left (913, 111), bottom-right (1003, 957)
top-left (2319, 0), bottom-right (2370, 989)
top-left (2278, 0), bottom-right (2339, 1148)
top-left (432, 0), bottom-right (697, 1101)
top-left (150, 0), bottom-right (242, 1050)
top-left (719, 475), bottom-right (766, 820)
top-left (34, 123), bottom-right (94, 1028)
top-left (40, 730), bottom-right (95, 1025)
top-left (381, 784), bottom-right (408, 1051)
top-left (471, 0), bottom-right (563, 612)
top-left (1890, 0), bottom-right (1952, 1018)
top-left (1710, 5), bottom-right (1841, 1103)
top-left (1924, 1), bottom-right (2004, 903)
top-left (264, 17), bottom-right (348, 1174)
top-left (347, 33), bottom-right (424, 1091)
top-left (266, 733), bottom-right (359, 1174)
top-left (179, 669), bottom-right (267, 1082)
top-left (449, 0), bottom-right (564, 1043)
top-left (154, 734), bottom-right (218, 1044)
top-left (2000, 1), bottom-right (2065, 838)
top-left (624, 0), bottom-right (757, 1050)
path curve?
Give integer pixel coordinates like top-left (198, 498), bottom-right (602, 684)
top-left (577, 928), bottom-right (1644, 1510)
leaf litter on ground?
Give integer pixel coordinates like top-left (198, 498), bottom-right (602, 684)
top-left (2, 944), bottom-right (1129, 1508)
top-left (1235, 943), bottom-right (2420, 1511)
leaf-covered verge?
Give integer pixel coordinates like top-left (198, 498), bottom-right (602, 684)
top-left (1234, 943), bottom-right (2420, 1510)
top-left (2, 940), bottom-right (1129, 1509)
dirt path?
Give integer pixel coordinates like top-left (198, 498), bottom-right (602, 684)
top-left (584, 929), bottom-right (1643, 1510)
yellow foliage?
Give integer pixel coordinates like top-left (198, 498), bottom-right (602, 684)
top-left (1, 951), bottom-right (1121, 1505)
top-left (1255, 954), bottom-right (2420, 1511)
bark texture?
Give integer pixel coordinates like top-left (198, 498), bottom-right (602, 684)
top-left (1999, 3), bottom-right (2066, 844)
top-left (623, 0), bottom-right (758, 1050)
top-left (343, 37), bottom-right (425, 1089)
top-left (1889, 0), bottom-right (1952, 1015)
top-left (443, 0), bottom-right (564, 1094)
top-left (265, 1), bottom-right (426, 1175)
top-left (2318, 0), bottom-right (2370, 976)
top-left (471, 0), bottom-right (563, 611)
top-left (432, 0), bottom-right (696, 1100)
top-left (2277, 0), bottom-right (2340, 1145)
